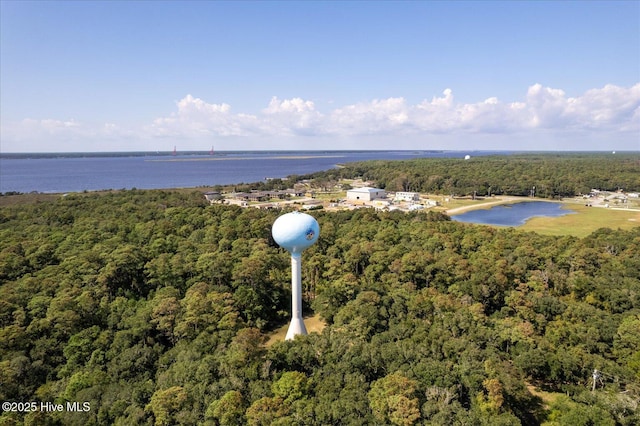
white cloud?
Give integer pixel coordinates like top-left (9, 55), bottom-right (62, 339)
top-left (2, 83), bottom-right (638, 151)
top-left (262, 97), bottom-right (322, 135)
top-left (0, 118), bottom-right (143, 152)
top-left (429, 88), bottom-right (454, 108)
top-left (30, 118), bottom-right (81, 131)
top-left (264, 96), bottom-right (315, 114)
top-left (149, 94), bottom-right (253, 138)
top-left (327, 97), bottom-right (410, 135)
top-left (5, 118), bottom-right (84, 142)
top-left (525, 83), bottom-right (640, 132)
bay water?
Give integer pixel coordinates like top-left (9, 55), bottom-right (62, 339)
top-left (451, 201), bottom-right (575, 226)
top-left (1, 150), bottom-right (503, 194)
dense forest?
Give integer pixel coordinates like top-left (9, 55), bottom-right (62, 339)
top-left (296, 153), bottom-right (640, 197)
top-left (0, 186), bottom-right (638, 425)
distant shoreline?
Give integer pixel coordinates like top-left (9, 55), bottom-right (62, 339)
top-left (0, 149), bottom-right (448, 160)
top-left (1, 150), bottom-right (484, 194)
top-left (146, 155), bottom-right (345, 162)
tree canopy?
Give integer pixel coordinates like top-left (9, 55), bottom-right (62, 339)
top-left (299, 153), bottom-right (640, 198)
top-left (1, 159), bottom-right (639, 424)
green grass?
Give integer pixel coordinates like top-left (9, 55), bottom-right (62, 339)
top-left (265, 313), bottom-right (326, 347)
top-left (437, 197), bottom-right (486, 210)
top-left (0, 193), bottom-right (62, 206)
top-left (520, 204), bottom-right (640, 237)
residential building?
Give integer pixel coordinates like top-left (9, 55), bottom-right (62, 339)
top-left (394, 191), bottom-right (420, 202)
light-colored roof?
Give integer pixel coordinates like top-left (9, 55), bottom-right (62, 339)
top-left (347, 187), bottom-right (384, 193)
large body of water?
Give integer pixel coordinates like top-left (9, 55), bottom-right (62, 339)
top-left (1, 150), bottom-right (506, 194)
top-left (451, 201), bottom-right (575, 226)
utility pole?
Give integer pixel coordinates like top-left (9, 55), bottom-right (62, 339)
top-left (592, 369), bottom-right (601, 392)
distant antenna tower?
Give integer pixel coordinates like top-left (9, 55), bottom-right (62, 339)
top-left (272, 212), bottom-right (320, 340)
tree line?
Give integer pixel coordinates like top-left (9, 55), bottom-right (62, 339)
top-left (298, 153), bottom-right (640, 198)
top-left (0, 185), bottom-right (638, 424)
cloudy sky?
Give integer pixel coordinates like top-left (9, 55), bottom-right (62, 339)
top-left (1, 1), bottom-right (638, 152)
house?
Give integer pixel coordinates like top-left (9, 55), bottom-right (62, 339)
top-left (394, 191), bottom-right (420, 202)
top-left (227, 199), bottom-right (248, 207)
top-left (247, 192), bottom-right (269, 202)
top-left (302, 200), bottom-right (324, 210)
top-left (204, 191), bottom-right (223, 203)
top-left (346, 187), bottom-right (386, 202)
top-left (285, 189), bottom-right (305, 197)
top-left (229, 192), bottom-right (268, 202)
top-left (264, 191), bottom-right (289, 200)
top-left (231, 192), bottom-right (249, 200)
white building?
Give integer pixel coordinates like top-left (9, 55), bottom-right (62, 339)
top-left (204, 191), bottom-right (222, 203)
top-left (394, 191), bottom-right (420, 202)
top-left (346, 187), bottom-right (386, 202)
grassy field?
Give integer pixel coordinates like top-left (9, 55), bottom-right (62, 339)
top-left (0, 192), bottom-right (63, 207)
top-left (520, 203), bottom-right (640, 237)
top-left (439, 195), bottom-right (640, 237)
top-left (265, 313), bottom-right (326, 347)
top-left (437, 196), bottom-right (496, 211)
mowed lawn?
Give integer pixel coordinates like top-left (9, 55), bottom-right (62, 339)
top-left (521, 203), bottom-right (640, 237)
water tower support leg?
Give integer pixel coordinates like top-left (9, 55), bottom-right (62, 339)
top-left (285, 253), bottom-right (307, 340)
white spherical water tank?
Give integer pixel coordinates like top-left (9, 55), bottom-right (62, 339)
top-left (272, 212), bottom-right (320, 340)
top-left (272, 211), bottom-right (320, 254)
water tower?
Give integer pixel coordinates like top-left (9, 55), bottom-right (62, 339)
top-left (272, 212), bottom-right (320, 340)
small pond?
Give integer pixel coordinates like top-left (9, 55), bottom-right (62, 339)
top-left (451, 201), bottom-right (575, 226)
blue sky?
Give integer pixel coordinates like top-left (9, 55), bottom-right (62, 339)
top-left (1, 0), bottom-right (638, 152)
